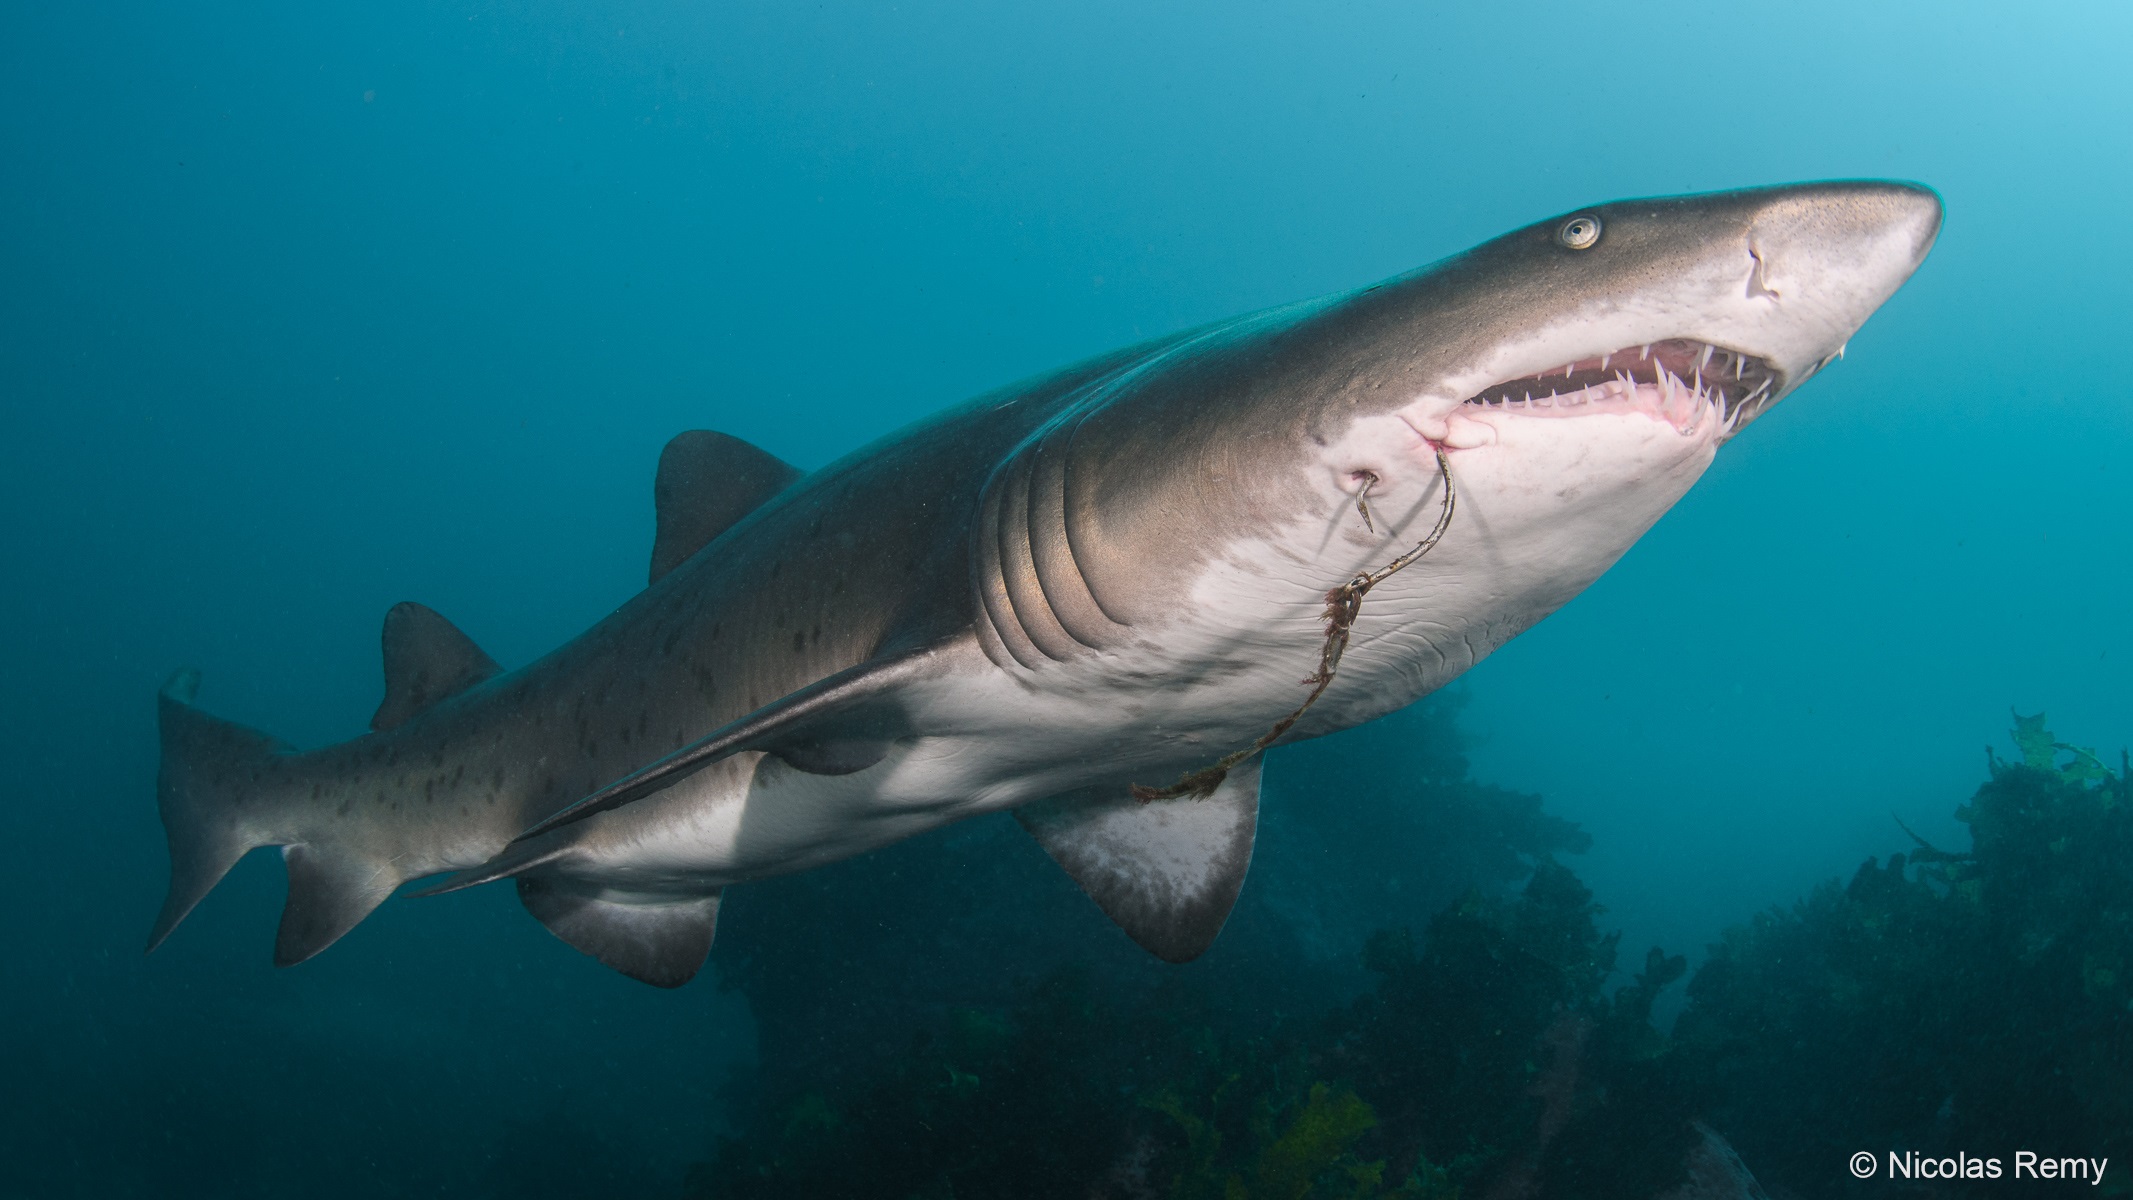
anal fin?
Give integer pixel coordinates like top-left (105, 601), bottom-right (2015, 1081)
top-left (517, 874), bottom-right (721, 988)
top-left (275, 844), bottom-right (399, 966)
top-left (1016, 756), bottom-right (1261, 963)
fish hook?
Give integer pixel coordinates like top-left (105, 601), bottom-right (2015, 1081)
top-left (1354, 471), bottom-right (1379, 533)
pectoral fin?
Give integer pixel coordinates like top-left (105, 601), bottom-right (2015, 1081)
top-left (1017, 756), bottom-right (1261, 963)
top-left (508, 641), bottom-right (952, 843)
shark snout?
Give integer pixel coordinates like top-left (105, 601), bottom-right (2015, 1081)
top-left (1748, 181), bottom-right (1941, 289)
top-left (1740, 181), bottom-right (1942, 379)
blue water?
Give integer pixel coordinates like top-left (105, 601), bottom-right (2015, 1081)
top-left (4, 2), bottom-right (2128, 1195)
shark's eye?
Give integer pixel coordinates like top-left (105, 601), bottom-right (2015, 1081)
top-left (1557, 215), bottom-right (1602, 250)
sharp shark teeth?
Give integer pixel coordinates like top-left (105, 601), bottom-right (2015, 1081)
top-left (1458, 338), bottom-right (1784, 438)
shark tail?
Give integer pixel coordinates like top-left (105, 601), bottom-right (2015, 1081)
top-left (148, 670), bottom-right (400, 965)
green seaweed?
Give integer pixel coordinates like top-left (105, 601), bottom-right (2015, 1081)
top-left (1999, 709), bottom-right (2117, 788)
top-left (1146, 1080), bottom-right (1405, 1200)
top-left (690, 856), bottom-right (1680, 1200)
top-left (689, 711), bottom-right (2133, 1200)
top-left (1675, 714), bottom-right (2133, 1196)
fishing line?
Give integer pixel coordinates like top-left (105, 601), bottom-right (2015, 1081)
top-left (1130, 445), bottom-right (1458, 802)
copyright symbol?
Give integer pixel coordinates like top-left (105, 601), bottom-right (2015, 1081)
top-left (1850, 1152), bottom-right (1877, 1178)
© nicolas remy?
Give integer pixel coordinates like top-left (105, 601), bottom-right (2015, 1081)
top-left (149, 182), bottom-right (1941, 987)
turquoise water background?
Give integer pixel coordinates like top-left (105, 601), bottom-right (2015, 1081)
top-left (3, 1), bottom-right (2128, 1194)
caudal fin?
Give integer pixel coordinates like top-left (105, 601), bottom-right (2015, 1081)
top-left (148, 670), bottom-right (398, 964)
top-left (147, 670), bottom-right (290, 951)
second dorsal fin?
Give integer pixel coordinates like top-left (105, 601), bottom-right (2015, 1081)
top-left (370, 602), bottom-right (501, 732)
top-left (650, 430), bottom-right (802, 584)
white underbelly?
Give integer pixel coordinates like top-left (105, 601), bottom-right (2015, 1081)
top-left (546, 620), bottom-right (1448, 896)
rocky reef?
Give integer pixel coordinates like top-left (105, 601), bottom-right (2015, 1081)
top-left (1674, 714), bottom-right (2133, 1195)
top-left (684, 708), bottom-right (2132, 1199)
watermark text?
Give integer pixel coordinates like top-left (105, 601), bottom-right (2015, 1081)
top-left (1849, 1150), bottom-right (2109, 1184)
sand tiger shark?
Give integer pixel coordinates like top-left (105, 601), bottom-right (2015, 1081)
top-left (149, 182), bottom-right (1941, 987)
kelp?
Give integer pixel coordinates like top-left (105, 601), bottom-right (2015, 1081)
top-left (689, 861), bottom-right (1685, 1200)
top-left (689, 712), bottom-right (2133, 1199)
top-left (1675, 712), bottom-right (2133, 1196)
top-left (708, 690), bottom-right (1587, 1108)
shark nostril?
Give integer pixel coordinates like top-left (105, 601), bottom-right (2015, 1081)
top-left (1746, 246), bottom-right (1779, 299)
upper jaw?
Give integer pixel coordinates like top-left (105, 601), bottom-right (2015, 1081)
top-left (1457, 338), bottom-right (1782, 440)
top-left (1399, 318), bottom-right (1795, 450)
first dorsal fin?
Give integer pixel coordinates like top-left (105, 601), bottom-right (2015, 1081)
top-left (370, 602), bottom-right (501, 732)
top-left (1016, 757), bottom-right (1262, 963)
top-left (650, 430), bottom-right (802, 584)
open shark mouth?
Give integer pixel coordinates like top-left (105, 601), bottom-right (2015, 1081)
top-left (1463, 339), bottom-right (1782, 437)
